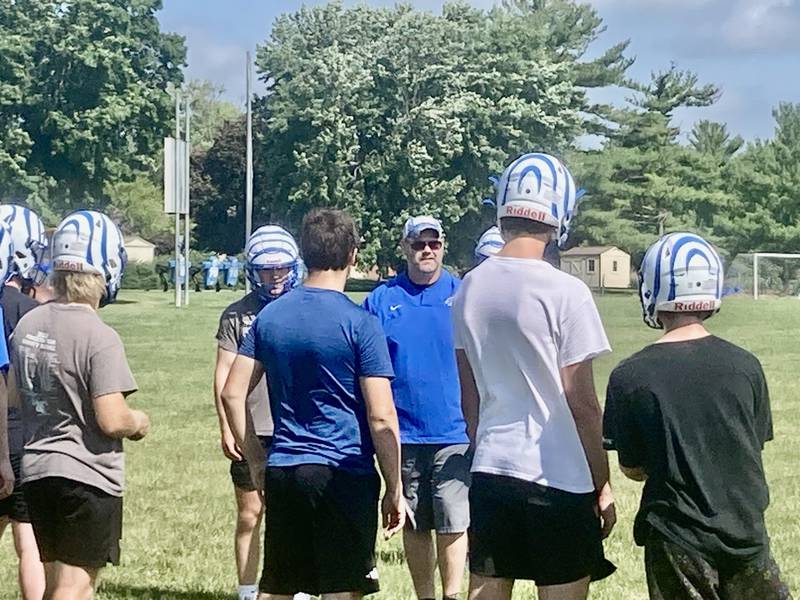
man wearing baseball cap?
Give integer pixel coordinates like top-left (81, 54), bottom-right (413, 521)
top-left (364, 216), bottom-right (469, 600)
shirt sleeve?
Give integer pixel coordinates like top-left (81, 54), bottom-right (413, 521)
top-left (356, 313), bottom-right (395, 379)
top-left (238, 320), bottom-right (257, 359)
top-left (451, 292), bottom-right (466, 350)
top-left (89, 330), bottom-right (138, 398)
top-left (216, 310), bottom-right (239, 353)
top-left (558, 295), bottom-right (611, 368)
top-left (753, 362), bottom-right (774, 447)
top-left (603, 369), bottom-right (646, 469)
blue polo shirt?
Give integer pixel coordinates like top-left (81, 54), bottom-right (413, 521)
top-left (364, 270), bottom-right (468, 445)
top-left (240, 286), bottom-right (395, 474)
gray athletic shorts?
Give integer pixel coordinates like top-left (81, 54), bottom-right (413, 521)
top-left (401, 444), bottom-right (471, 534)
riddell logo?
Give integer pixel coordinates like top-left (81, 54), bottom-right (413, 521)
top-left (505, 206), bottom-right (548, 221)
top-left (674, 300), bottom-right (715, 311)
top-left (53, 259), bottom-right (85, 272)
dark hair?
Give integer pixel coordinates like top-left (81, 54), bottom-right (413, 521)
top-left (301, 208), bottom-right (359, 271)
top-left (499, 216), bottom-right (555, 238)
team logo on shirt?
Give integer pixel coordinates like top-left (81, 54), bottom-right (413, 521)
top-left (445, 296), bottom-right (454, 307)
top-left (389, 304), bottom-right (402, 312)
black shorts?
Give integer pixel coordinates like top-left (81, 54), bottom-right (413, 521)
top-left (645, 533), bottom-right (791, 600)
top-left (468, 473), bottom-right (616, 586)
top-left (229, 436), bottom-right (272, 491)
top-left (260, 464), bottom-right (381, 596)
top-left (23, 477), bottom-right (123, 568)
top-left (0, 449), bottom-right (30, 523)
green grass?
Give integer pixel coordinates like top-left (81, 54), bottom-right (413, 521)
top-left (1, 290), bottom-right (798, 599)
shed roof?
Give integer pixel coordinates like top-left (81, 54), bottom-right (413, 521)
top-left (562, 245), bottom-right (624, 257)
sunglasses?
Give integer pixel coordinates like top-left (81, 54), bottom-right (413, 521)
top-left (410, 240), bottom-right (443, 252)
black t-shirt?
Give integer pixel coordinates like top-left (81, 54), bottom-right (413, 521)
top-left (1, 285), bottom-right (39, 444)
top-left (603, 335), bottom-right (773, 568)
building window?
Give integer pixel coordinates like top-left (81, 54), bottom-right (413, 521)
top-left (612, 260), bottom-right (619, 272)
top-left (587, 259), bottom-right (596, 273)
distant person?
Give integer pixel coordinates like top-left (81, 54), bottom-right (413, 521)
top-left (363, 216), bottom-right (469, 600)
top-left (213, 225), bottom-right (304, 600)
top-left (222, 208), bottom-right (404, 599)
top-left (604, 232), bottom-right (791, 600)
top-left (12, 210), bottom-right (149, 600)
top-left (0, 204), bottom-right (50, 600)
top-left (452, 153), bottom-right (616, 600)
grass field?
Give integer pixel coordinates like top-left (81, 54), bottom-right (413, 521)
top-left (1, 289), bottom-right (798, 599)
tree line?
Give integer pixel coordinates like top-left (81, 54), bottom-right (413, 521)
top-left (1, 0), bottom-right (798, 272)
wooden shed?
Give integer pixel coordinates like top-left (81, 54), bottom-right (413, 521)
top-left (124, 235), bottom-right (156, 264)
top-left (561, 246), bottom-right (631, 290)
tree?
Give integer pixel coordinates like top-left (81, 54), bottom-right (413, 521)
top-left (0, 0), bottom-right (186, 217)
top-left (573, 66), bottom-right (729, 261)
top-left (719, 103), bottom-right (800, 255)
top-left (690, 120), bottom-right (744, 161)
top-left (183, 80), bottom-right (241, 154)
top-left (254, 0), bottom-right (631, 269)
top-left (106, 174), bottom-right (174, 251)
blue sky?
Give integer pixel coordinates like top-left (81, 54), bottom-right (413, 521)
top-left (158, 0), bottom-right (800, 141)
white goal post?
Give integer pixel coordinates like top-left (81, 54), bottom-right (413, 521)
top-left (752, 253), bottom-right (800, 300)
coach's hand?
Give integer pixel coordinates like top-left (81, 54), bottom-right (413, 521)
top-left (0, 458), bottom-right (13, 500)
top-left (381, 492), bottom-right (405, 539)
top-left (220, 428), bottom-right (243, 461)
top-left (597, 482), bottom-right (616, 539)
top-left (128, 410), bottom-right (151, 441)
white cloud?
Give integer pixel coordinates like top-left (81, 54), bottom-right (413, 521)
top-left (722, 0), bottom-right (800, 51)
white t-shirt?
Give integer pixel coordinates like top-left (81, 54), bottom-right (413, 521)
top-left (452, 256), bottom-right (611, 494)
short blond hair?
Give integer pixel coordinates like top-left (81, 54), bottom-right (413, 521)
top-left (52, 271), bottom-right (106, 306)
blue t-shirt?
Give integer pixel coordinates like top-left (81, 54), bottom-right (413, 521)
top-left (364, 270), bottom-right (468, 444)
top-left (239, 286), bottom-right (394, 474)
top-left (0, 304), bottom-right (8, 371)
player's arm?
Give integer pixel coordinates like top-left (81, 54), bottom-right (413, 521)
top-left (93, 392), bottom-right (149, 440)
top-left (562, 359), bottom-right (616, 538)
top-left (361, 376), bottom-right (405, 538)
top-left (456, 349), bottom-right (480, 446)
top-left (221, 355), bottom-right (266, 478)
top-left (214, 346), bottom-right (242, 461)
top-left (603, 372), bottom-right (649, 483)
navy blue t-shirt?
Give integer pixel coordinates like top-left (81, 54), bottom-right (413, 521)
top-left (364, 270), bottom-right (468, 444)
top-left (239, 286), bottom-right (394, 474)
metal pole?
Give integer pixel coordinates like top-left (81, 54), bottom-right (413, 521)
top-left (753, 254), bottom-right (759, 301)
top-left (174, 91), bottom-right (182, 308)
top-left (183, 99), bottom-right (191, 306)
top-left (245, 51), bottom-right (254, 293)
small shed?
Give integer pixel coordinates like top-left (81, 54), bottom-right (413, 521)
top-left (561, 246), bottom-right (631, 290)
top-left (124, 235), bottom-right (156, 264)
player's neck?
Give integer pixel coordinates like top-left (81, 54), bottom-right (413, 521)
top-left (304, 268), bottom-right (349, 293)
top-left (4, 278), bottom-right (22, 291)
top-left (657, 315), bottom-right (711, 343)
top-left (499, 236), bottom-right (548, 260)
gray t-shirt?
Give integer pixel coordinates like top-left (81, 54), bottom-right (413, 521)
top-left (216, 291), bottom-right (273, 436)
top-left (12, 303), bottom-right (138, 497)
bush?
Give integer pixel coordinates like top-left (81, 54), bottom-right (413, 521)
top-left (123, 262), bottom-right (160, 291)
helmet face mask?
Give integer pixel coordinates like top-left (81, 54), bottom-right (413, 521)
top-left (639, 232), bottom-right (723, 330)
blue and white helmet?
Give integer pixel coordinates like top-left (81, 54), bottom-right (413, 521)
top-left (245, 225), bottom-right (302, 296)
top-left (0, 223), bottom-right (15, 285)
top-left (51, 210), bottom-right (127, 305)
top-left (496, 153), bottom-right (578, 248)
top-left (639, 232), bottom-right (723, 329)
top-left (0, 204), bottom-right (48, 284)
top-left (474, 226), bottom-right (504, 263)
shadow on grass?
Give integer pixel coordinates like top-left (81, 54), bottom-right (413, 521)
top-left (113, 299), bottom-right (140, 305)
top-left (99, 583), bottom-right (232, 599)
